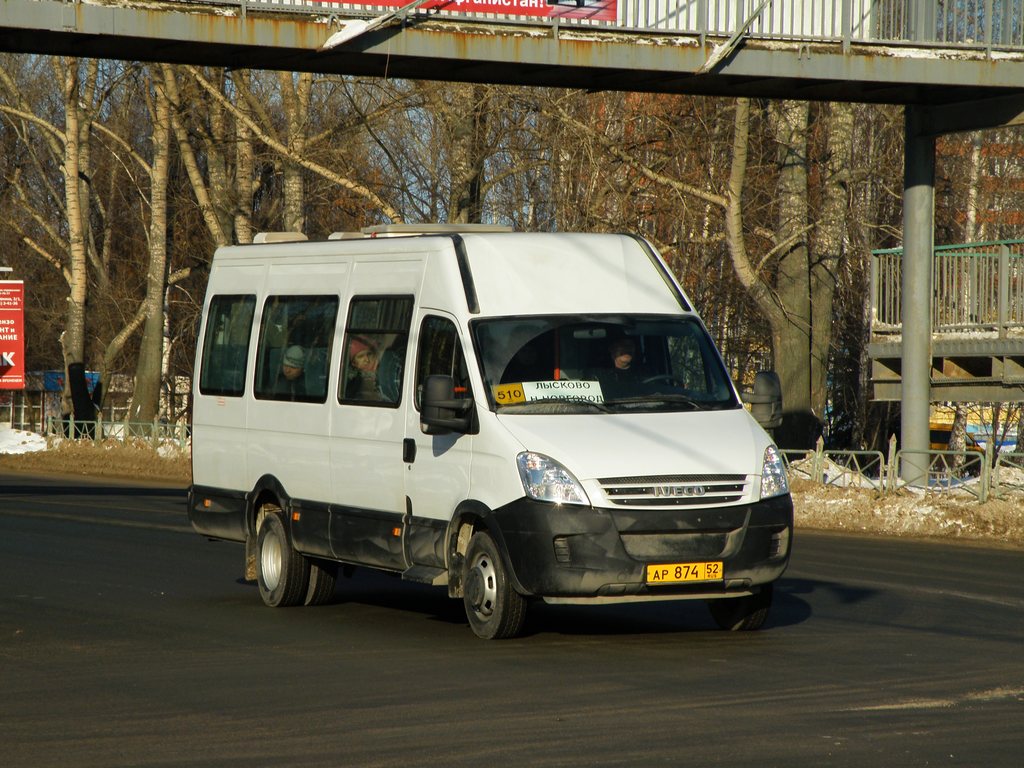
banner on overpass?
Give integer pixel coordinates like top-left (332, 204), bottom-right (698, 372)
top-left (0, 280), bottom-right (25, 390)
top-left (331, 0), bottom-right (616, 23)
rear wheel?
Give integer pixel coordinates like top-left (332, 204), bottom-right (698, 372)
top-left (305, 560), bottom-right (338, 606)
top-left (463, 531), bottom-right (527, 639)
top-left (708, 583), bottom-right (773, 631)
top-left (257, 506), bottom-right (310, 608)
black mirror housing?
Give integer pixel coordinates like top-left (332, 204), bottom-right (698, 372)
top-left (743, 370), bottom-right (783, 430)
top-left (420, 375), bottom-right (475, 435)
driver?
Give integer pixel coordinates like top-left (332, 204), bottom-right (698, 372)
top-left (597, 336), bottom-right (645, 398)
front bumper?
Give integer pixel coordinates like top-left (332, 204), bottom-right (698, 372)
top-left (491, 494), bottom-right (793, 601)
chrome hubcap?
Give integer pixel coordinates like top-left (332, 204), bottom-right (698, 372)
top-left (467, 552), bottom-right (497, 618)
top-left (261, 530), bottom-right (282, 590)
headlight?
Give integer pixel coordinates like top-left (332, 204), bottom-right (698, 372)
top-left (760, 444), bottom-right (789, 499)
top-left (517, 452), bottom-right (590, 505)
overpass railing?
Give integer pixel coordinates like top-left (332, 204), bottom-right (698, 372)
top-left (208, 0), bottom-right (1024, 50)
top-left (871, 239), bottom-right (1024, 336)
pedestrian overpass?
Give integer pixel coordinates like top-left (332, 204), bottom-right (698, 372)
top-left (1, 0), bottom-right (1023, 110)
top-left (3, 0), bottom-right (1024, 476)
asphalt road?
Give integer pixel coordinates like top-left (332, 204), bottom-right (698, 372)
top-left (1, 472), bottom-right (1022, 767)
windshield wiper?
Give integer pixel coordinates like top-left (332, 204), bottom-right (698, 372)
top-left (605, 394), bottom-right (702, 410)
top-left (498, 397), bottom-right (611, 413)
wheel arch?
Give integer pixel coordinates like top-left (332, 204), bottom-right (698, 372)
top-left (246, 474), bottom-right (292, 537)
top-left (446, 500), bottom-right (529, 598)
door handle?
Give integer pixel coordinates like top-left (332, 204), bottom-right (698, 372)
top-left (403, 438), bottom-right (416, 464)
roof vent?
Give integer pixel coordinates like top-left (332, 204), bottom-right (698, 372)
top-left (360, 223), bottom-right (514, 238)
top-left (252, 232), bottom-right (308, 244)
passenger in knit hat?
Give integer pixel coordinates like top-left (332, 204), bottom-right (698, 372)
top-left (346, 335), bottom-right (381, 399)
top-left (348, 336), bottom-right (378, 373)
top-left (274, 344), bottom-right (306, 400)
top-left (283, 345), bottom-right (305, 371)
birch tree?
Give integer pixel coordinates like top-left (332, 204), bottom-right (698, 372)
top-left (127, 66), bottom-right (173, 422)
top-left (0, 57), bottom-right (108, 413)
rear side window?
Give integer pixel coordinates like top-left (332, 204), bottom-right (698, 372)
top-left (340, 296), bottom-right (414, 406)
top-left (254, 295), bottom-right (339, 403)
top-left (415, 316), bottom-right (471, 410)
top-left (198, 295), bottom-right (256, 397)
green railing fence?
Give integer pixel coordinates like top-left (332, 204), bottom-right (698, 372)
top-left (42, 415), bottom-right (190, 452)
top-left (872, 239), bottom-right (1024, 336)
top-left (783, 436), bottom-right (1006, 502)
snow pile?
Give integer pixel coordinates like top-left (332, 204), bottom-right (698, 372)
top-left (0, 427), bottom-right (47, 455)
top-left (791, 479), bottom-right (1024, 545)
top-left (157, 440), bottom-right (189, 459)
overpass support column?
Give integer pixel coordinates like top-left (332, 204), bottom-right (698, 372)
top-left (901, 105), bottom-right (934, 484)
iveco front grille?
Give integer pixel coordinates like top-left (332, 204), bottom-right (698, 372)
top-left (597, 474), bottom-right (750, 507)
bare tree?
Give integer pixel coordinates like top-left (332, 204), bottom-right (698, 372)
top-left (182, 66), bottom-right (404, 227)
top-left (0, 58), bottom-right (107, 413)
top-left (127, 66), bottom-right (173, 422)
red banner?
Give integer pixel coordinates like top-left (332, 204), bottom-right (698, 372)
top-left (0, 281), bottom-right (25, 390)
top-left (324, 0), bottom-right (616, 23)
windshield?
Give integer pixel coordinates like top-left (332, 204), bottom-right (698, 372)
top-left (471, 315), bottom-right (741, 415)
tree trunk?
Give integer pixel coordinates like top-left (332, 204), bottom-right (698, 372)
top-left (162, 64), bottom-right (230, 248)
top-left (59, 59), bottom-right (91, 415)
top-left (280, 71), bottom-right (312, 233)
top-left (234, 69), bottom-right (256, 245)
top-left (811, 103), bottom-right (854, 419)
top-left (443, 84), bottom-right (487, 224)
top-left (769, 100), bottom-right (817, 448)
top-left (204, 72), bottom-right (235, 242)
top-left (128, 68), bottom-right (172, 422)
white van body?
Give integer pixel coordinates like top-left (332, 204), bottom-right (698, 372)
top-left (189, 227), bottom-right (792, 638)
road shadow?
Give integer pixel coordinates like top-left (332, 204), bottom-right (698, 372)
top-left (0, 482), bottom-right (186, 498)
top-left (276, 569), bottom-right (876, 638)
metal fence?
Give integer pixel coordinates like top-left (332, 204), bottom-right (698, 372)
top-left (782, 436), bottom-right (1023, 503)
top-left (42, 416), bottom-right (190, 451)
top-left (207, 0), bottom-right (1024, 50)
top-left (871, 239), bottom-right (1024, 336)
top-left (991, 449), bottom-right (1024, 497)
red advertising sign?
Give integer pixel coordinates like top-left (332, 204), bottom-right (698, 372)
top-left (322, 0), bottom-right (617, 23)
top-left (0, 280), bottom-right (25, 390)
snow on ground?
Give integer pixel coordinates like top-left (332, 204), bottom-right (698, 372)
top-left (0, 427), bottom-right (47, 454)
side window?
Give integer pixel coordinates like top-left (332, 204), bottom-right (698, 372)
top-left (253, 295), bottom-right (339, 403)
top-left (339, 296), bottom-right (414, 406)
top-left (198, 295), bottom-right (256, 397)
top-left (415, 316), bottom-right (471, 410)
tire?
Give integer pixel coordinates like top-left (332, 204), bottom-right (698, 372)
top-left (257, 506), bottom-right (311, 608)
top-left (305, 560), bottom-right (338, 606)
top-left (462, 531), bottom-right (527, 639)
top-left (708, 583), bottom-right (773, 631)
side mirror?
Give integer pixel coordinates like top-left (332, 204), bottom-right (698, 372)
top-left (743, 370), bottom-right (783, 430)
top-left (420, 375), bottom-right (475, 435)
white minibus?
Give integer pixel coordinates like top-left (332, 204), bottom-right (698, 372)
top-left (189, 225), bottom-right (792, 638)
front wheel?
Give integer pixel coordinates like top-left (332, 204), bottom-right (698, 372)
top-left (463, 531), bottom-right (527, 639)
top-left (257, 506), bottom-right (311, 608)
top-left (707, 583), bottom-right (773, 631)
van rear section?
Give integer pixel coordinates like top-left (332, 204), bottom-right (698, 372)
top-left (189, 226), bottom-right (792, 639)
